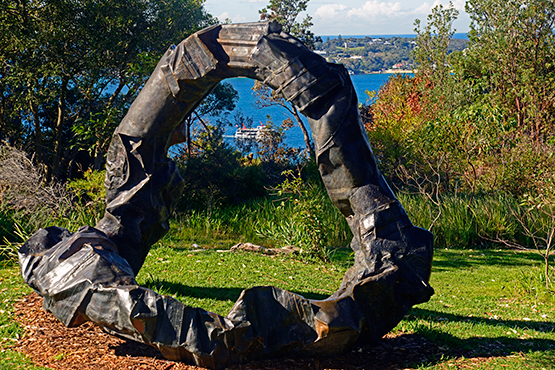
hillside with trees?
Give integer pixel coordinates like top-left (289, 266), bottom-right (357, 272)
top-left (361, 1), bottom-right (555, 256)
top-left (315, 35), bottom-right (467, 74)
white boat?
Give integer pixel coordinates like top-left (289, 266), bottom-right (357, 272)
top-left (234, 124), bottom-right (272, 141)
top-left (235, 127), bottom-right (260, 140)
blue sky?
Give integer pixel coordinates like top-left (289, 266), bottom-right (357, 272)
top-left (203, 0), bottom-right (471, 36)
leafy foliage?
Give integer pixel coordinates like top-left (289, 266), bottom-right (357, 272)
top-left (174, 127), bottom-right (267, 212)
top-left (463, 0), bottom-right (555, 145)
top-left (0, 0), bottom-right (214, 179)
top-left (259, 0), bottom-right (321, 50)
top-left (413, 2), bottom-right (460, 79)
top-left (363, 0), bottom-right (555, 265)
top-left (366, 0), bottom-right (555, 196)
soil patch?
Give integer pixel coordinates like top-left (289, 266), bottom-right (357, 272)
top-left (13, 292), bottom-right (442, 369)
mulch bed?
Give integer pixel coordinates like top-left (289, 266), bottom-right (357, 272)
top-left (13, 292), bottom-right (443, 370)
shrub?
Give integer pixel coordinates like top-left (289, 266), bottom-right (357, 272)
top-left (0, 144), bottom-right (71, 214)
top-left (256, 168), bottom-right (350, 261)
top-left (0, 145), bottom-right (106, 249)
top-left (174, 129), bottom-right (268, 212)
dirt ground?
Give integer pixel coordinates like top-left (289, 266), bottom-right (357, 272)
top-left (13, 292), bottom-right (443, 370)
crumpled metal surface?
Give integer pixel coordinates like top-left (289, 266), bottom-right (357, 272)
top-left (18, 21), bottom-right (434, 369)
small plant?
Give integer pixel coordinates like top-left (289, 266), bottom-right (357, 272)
top-left (52, 352), bottom-right (68, 361)
top-left (67, 169), bottom-right (106, 206)
top-left (0, 221), bottom-right (29, 264)
top-left (0, 144), bottom-right (72, 214)
top-left (258, 169), bottom-right (331, 261)
top-left (514, 192), bottom-right (555, 291)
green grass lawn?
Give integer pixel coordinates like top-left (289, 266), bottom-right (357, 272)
top-left (0, 246), bottom-right (553, 369)
top-left (401, 249), bottom-right (555, 369)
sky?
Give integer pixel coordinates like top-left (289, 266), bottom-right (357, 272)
top-left (203, 0), bottom-right (471, 36)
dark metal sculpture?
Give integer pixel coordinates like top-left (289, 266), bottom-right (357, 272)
top-left (18, 22), bottom-right (434, 369)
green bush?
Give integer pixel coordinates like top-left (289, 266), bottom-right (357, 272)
top-left (67, 169), bottom-right (106, 205)
top-left (174, 134), bottom-right (268, 213)
top-left (256, 169), bottom-right (350, 261)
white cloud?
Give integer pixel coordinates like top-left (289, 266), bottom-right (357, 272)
top-left (231, 13), bottom-right (248, 23)
top-left (205, 0), bottom-right (471, 35)
top-left (450, 0), bottom-right (466, 11)
top-left (413, 1), bottom-right (439, 15)
top-left (412, 0), bottom-right (466, 15)
top-left (347, 1), bottom-right (403, 19)
top-left (217, 12), bottom-right (248, 23)
top-left (315, 4), bottom-right (347, 20)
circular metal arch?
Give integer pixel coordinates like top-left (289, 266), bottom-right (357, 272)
top-left (19, 22), bottom-right (434, 369)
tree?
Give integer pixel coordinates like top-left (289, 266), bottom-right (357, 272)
top-left (463, 0), bottom-right (555, 145)
top-left (252, 81), bottom-right (315, 158)
top-left (0, 0), bottom-right (214, 180)
top-left (259, 0), bottom-right (321, 50)
top-left (171, 81), bottom-right (238, 156)
top-left (413, 2), bottom-right (459, 80)
top-left (256, 0), bottom-right (320, 157)
top-left (411, 2), bottom-right (465, 122)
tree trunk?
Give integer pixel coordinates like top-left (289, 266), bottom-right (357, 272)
top-left (50, 76), bottom-right (69, 181)
top-left (30, 99), bottom-right (42, 164)
top-left (123, 80), bottom-right (142, 104)
top-left (0, 89), bottom-right (5, 140)
top-left (107, 80), bottom-right (126, 107)
top-left (186, 117), bottom-right (192, 157)
top-left (290, 104), bottom-right (315, 158)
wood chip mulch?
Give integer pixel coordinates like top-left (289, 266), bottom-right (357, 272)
top-left (13, 292), bottom-right (443, 370)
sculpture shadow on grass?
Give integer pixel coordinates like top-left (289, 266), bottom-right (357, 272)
top-left (410, 307), bottom-right (555, 335)
top-left (431, 249), bottom-right (545, 271)
top-left (409, 328), bottom-right (555, 367)
top-left (111, 325), bottom-right (555, 369)
top-left (141, 279), bottom-right (329, 304)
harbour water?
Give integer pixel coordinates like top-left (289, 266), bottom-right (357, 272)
top-left (219, 73), bottom-right (401, 149)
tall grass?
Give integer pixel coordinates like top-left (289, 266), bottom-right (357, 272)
top-left (167, 187), bottom-right (352, 254)
top-left (398, 193), bottom-right (530, 249)
top-left (1, 166), bottom-right (550, 266)
top-left (0, 199), bottom-right (106, 264)
top-left (255, 180), bottom-right (351, 260)
top-left (169, 184), bottom-right (541, 254)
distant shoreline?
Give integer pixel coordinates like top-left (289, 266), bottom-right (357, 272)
top-left (319, 33), bottom-right (469, 40)
top-left (352, 70), bottom-right (415, 75)
top-left (376, 69), bottom-right (414, 74)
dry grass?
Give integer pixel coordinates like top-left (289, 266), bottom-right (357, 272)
top-left (0, 144), bottom-right (71, 215)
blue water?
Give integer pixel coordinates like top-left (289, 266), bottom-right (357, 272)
top-left (219, 73), bottom-right (396, 149)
